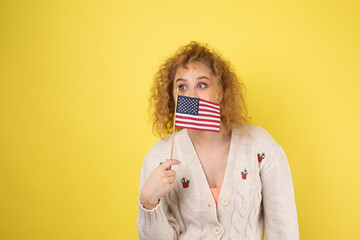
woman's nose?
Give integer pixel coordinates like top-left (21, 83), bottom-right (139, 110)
top-left (185, 88), bottom-right (199, 99)
top-left (187, 89), bottom-right (194, 98)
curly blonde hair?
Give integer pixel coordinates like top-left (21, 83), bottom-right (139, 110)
top-left (149, 41), bottom-right (252, 138)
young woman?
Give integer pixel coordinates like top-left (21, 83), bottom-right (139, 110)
top-left (137, 41), bottom-right (299, 239)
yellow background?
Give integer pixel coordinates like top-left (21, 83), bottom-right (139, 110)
top-left (1, 0), bottom-right (359, 239)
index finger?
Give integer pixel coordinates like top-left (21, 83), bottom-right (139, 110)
top-left (160, 159), bottom-right (181, 170)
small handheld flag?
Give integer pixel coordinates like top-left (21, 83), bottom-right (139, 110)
top-left (175, 95), bottom-right (221, 132)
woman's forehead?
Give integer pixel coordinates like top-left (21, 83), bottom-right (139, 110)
top-left (175, 62), bottom-right (213, 79)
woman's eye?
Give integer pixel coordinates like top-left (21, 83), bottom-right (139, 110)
top-left (179, 85), bottom-right (187, 90)
top-left (198, 83), bottom-right (207, 89)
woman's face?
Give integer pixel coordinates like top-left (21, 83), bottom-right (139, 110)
top-left (173, 61), bottom-right (223, 103)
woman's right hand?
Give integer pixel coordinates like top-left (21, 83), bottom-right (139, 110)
top-left (139, 159), bottom-right (181, 210)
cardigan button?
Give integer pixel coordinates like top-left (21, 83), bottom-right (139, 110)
top-left (221, 197), bottom-right (229, 206)
top-left (213, 226), bottom-right (222, 235)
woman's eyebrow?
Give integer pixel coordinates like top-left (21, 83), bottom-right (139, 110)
top-left (175, 76), bottom-right (210, 82)
top-left (175, 78), bottom-right (187, 82)
top-left (197, 76), bottom-right (210, 81)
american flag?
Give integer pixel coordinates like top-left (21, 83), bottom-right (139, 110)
top-left (175, 95), bottom-right (221, 132)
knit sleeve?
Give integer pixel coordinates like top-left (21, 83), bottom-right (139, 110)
top-left (136, 155), bottom-right (180, 240)
top-left (260, 145), bottom-right (299, 240)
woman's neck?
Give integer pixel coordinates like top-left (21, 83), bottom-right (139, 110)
top-left (187, 124), bottom-right (231, 149)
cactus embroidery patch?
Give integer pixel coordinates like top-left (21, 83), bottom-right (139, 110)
top-left (181, 177), bottom-right (190, 188)
top-left (241, 169), bottom-right (248, 180)
top-left (257, 153), bottom-right (266, 162)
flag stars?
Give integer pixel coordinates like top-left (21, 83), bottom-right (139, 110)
top-left (176, 96), bottom-right (199, 115)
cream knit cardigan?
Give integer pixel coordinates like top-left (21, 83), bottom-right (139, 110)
top-left (137, 125), bottom-right (299, 240)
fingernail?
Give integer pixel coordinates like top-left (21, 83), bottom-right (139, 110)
top-left (178, 160), bottom-right (182, 164)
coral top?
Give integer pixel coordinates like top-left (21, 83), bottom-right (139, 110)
top-left (210, 187), bottom-right (221, 206)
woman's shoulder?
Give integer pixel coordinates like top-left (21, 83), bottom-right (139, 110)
top-left (233, 124), bottom-right (280, 150)
top-left (232, 124), bottom-right (283, 173)
top-left (143, 129), bottom-right (187, 163)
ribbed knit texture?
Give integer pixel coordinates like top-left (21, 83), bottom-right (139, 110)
top-left (137, 124), bottom-right (299, 240)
